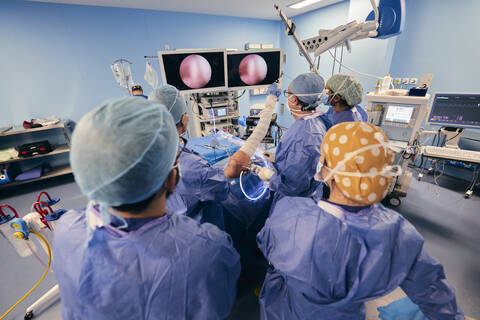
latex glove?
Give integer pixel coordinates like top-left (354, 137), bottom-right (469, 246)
top-left (266, 83), bottom-right (281, 98)
top-left (252, 165), bottom-right (275, 182)
top-left (263, 151), bottom-right (275, 163)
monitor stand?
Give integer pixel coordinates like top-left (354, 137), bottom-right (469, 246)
top-left (441, 127), bottom-right (464, 149)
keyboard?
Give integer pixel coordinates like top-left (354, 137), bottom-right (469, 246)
top-left (422, 146), bottom-right (480, 163)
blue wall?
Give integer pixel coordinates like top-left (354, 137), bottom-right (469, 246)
top-left (389, 0), bottom-right (480, 178)
top-left (276, 0), bottom-right (350, 127)
top-left (0, 0), bottom-right (281, 127)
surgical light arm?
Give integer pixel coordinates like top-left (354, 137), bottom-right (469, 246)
top-left (276, 0), bottom-right (404, 67)
top-left (275, 4), bottom-right (317, 73)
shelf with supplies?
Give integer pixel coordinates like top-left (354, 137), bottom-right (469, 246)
top-left (0, 123), bottom-right (67, 137)
top-left (0, 165), bottom-right (72, 192)
top-left (0, 144), bottom-right (70, 165)
top-left (0, 121), bottom-right (74, 192)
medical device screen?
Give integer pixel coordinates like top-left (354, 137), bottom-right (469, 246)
top-left (429, 93), bottom-right (480, 128)
top-left (159, 50), bottom-right (227, 93)
top-left (227, 49), bottom-right (282, 89)
top-left (217, 108), bottom-right (227, 116)
top-left (207, 107), bottom-right (227, 118)
top-left (385, 105), bottom-right (414, 123)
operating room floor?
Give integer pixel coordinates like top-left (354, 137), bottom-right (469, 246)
top-left (0, 171), bottom-right (478, 320)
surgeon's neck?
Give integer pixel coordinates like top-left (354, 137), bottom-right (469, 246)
top-left (327, 181), bottom-right (364, 207)
top-left (115, 194), bottom-right (167, 219)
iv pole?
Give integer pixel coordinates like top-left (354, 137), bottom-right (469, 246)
top-left (111, 58), bottom-right (133, 96)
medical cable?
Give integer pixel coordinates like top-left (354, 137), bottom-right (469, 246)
top-left (327, 49), bottom-right (383, 80)
top-left (332, 46), bottom-right (337, 76)
top-left (239, 169), bottom-right (268, 201)
top-left (231, 90), bottom-right (246, 101)
top-left (339, 45), bottom-right (344, 73)
top-left (464, 137), bottom-right (480, 143)
top-left (0, 230), bottom-right (51, 320)
top-left (444, 131), bottom-right (462, 143)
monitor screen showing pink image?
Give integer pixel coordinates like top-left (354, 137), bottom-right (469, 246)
top-left (159, 50), bottom-right (227, 93)
top-left (227, 49), bottom-right (282, 89)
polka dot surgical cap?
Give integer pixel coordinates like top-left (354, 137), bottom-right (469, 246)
top-left (320, 122), bottom-right (396, 205)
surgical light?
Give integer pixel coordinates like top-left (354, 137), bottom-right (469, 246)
top-left (288, 0), bottom-right (325, 9)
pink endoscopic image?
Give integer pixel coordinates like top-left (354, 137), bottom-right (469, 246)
top-left (238, 54), bottom-right (268, 85)
top-left (179, 55), bottom-right (212, 89)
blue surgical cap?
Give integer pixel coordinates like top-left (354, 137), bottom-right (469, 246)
top-left (289, 73), bottom-right (325, 108)
top-left (149, 85), bottom-right (187, 124)
top-left (70, 97), bottom-right (179, 206)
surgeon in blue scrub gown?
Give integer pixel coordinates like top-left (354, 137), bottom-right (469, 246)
top-left (268, 72), bottom-right (333, 203)
top-left (53, 97), bottom-right (240, 320)
top-left (324, 73), bottom-right (368, 124)
top-left (257, 122), bottom-right (464, 320)
top-left (150, 85), bottom-right (230, 229)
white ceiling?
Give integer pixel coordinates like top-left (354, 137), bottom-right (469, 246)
top-left (27, 0), bottom-right (345, 20)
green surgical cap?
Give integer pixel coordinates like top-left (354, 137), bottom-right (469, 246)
top-left (326, 74), bottom-right (363, 106)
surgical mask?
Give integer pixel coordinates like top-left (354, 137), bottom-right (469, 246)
top-left (287, 95), bottom-right (309, 117)
top-left (287, 93), bottom-right (323, 116)
top-left (320, 93), bottom-right (330, 106)
top-left (314, 132), bottom-right (402, 183)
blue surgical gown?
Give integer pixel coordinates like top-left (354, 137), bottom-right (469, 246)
top-left (257, 197), bottom-right (464, 320)
top-left (167, 147), bottom-right (229, 228)
top-left (332, 105), bottom-right (368, 125)
top-left (53, 209), bottom-right (241, 320)
top-left (269, 111), bottom-right (332, 200)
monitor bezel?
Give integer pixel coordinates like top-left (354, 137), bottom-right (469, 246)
top-left (226, 49), bottom-right (283, 91)
top-left (427, 92), bottom-right (480, 129)
top-left (158, 49), bottom-right (228, 94)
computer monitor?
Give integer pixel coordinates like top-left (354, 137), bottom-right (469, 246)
top-left (385, 105), bottom-right (415, 124)
top-left (428, 92), bottom-right (480, 129)
top-left (158, 49), bottom-right (227, 94)
top-left (227, 49), bottom-right (282, 90)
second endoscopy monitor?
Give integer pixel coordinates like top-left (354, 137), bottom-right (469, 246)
top-left (158, 49), bottom-right (227, 94)
top-left (227, 49), bottom-right (282, 90)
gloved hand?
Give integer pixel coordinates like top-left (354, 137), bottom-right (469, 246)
top-left (252, 165), bottom-right (275, 182)
top-left (266, 83), bottom-right (281, 98)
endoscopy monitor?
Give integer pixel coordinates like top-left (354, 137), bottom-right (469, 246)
top-left (227, 49), bottom-right (282, 90)
top-left (158, 49), bottom-right (227, 94)
top-left (428, 92), bottom-right (480, 129)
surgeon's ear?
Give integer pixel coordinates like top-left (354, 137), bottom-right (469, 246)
top-left (165, 168), bottom-right (178, 193)
top-left (181, 113), bottom-right (188, 129)
top-left (290, 95), bottom-right (299, 105)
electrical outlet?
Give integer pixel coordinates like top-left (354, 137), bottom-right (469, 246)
top-left (410, 78), bottom-right (418, 85)
top-left (402, 78), bottom-right (409, 84)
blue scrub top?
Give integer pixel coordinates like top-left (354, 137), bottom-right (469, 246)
top-left (332, 105), bottom-right (368, 125)
top-left (166, 147), bottom-right (229, 229)
top-left (53, 209), bottom-right (240, 320)
top-left (269, 111), bottom-right (333, 201)
top-left (257, 196), bottom-right (464, 320)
